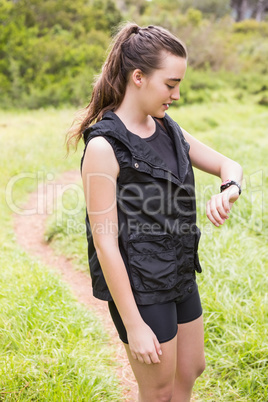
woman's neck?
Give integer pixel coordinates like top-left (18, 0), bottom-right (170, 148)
top-left (114, 96), bottom-right (155, 138)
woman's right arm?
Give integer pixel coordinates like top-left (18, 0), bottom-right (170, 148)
top-left (82, 136), bottom-right (162, 364)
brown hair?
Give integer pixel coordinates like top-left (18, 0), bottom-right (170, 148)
top-left (66, 23), bottom-right (187, 151)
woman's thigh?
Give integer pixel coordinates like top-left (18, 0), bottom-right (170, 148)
top-left (124, 335), bottom-right (177, 397)
top-left (176, 314), bottom-right (205, 381)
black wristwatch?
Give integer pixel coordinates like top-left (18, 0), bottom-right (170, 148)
top-left (220, 180), bottom-right (242, 195)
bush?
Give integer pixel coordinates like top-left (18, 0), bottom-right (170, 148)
top-left (0, 0), bottom-right (120, 108)
top-left (233, 19), bottom-right (268, 35)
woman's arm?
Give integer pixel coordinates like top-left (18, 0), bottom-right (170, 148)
top-left (181, 128), bottom-right (243, 227)
top-left (82, 136), bottom-right (162, 364)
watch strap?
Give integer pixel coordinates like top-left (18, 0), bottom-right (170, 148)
top-left (220, 180), bottom-right (242, 195)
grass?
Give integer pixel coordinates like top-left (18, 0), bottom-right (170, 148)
top-left (44, 99), bottom-right (268, 400)
top-left (172, 101), bottom-right (268, 401)
top-left (0, 247), bottom-right (122, 401)
top-left (0, 109), bottom-right (124, 401)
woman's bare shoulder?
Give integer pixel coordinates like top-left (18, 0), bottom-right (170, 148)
top-left (83, 136), bottom-right (119, 176)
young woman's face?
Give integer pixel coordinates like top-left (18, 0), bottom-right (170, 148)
top-left (139, 53), bottom-right (187, 118)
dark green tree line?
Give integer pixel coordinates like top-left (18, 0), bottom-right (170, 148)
top-left (0, 0), bottom-right (268, 108)
top-left (0, 0), bottom-right (122, 108)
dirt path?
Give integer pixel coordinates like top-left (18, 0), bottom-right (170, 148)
top-left (13, 170), bottom-right (138, 401)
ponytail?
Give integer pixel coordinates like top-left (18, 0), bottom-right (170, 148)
top-left (66, 23), bottom-right (187, 151)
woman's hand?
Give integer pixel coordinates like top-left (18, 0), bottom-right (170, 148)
top-left (206, 185), bottom-right (240, 227)
top-left (127, 322), bottom-right (162, 365)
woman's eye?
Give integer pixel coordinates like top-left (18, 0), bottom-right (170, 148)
top-left (167, 84), bottom-right (175, 89)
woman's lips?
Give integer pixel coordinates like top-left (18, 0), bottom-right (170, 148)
top-left (163, 103), bottom-right (170, 110)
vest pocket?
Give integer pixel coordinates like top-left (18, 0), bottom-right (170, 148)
top-left (128, 233), bottom-right (177, 292)
top-left (194, 229), bottom-right (202, 273)
top-left (181, 226), bottom-right (202, 273)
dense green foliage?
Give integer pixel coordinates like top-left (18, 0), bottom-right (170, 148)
top-left (0, 0), bottom-right (121, 108)
top-left (1, 0), bottom-right (268, 108)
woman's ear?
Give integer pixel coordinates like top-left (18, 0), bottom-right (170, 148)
top-left (131, 69), bottom-right (144, 87)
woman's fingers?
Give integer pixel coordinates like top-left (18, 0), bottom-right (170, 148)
top-left (131, 351), bottom-right (137, 360)
top-left (128, 324), bottom-right (162, 364)
top-left (206, 194), bottom-right (230, 226)
top-left (137, 353), bottom-right (153, 364)
top-left (132, 347), bottom-right (161, 365)
top-left (149, 340), bottom-right (162, 364)
top-left (207, 186), bottom-right (239, 226)
top-left (130, 338), bottom-right (162, 364)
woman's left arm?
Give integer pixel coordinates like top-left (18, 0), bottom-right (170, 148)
top-left (181, 128), bottom-right (243, 227)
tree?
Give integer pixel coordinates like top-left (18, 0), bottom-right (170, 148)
top-left (231, 0), bottom-right (248, 21)
top-left (231, 0), bottom-right (268, 21)
top-left (179, 0), bottom-right (231, 18)
top-left (254, 0), bottom-right (268, 20)
top-left (0, 0), bottom-right (122, 108)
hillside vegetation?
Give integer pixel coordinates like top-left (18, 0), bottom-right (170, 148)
top-left (1, 0), bottom-right (268, 108)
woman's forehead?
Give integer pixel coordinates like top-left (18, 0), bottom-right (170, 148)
top-left (156, 54), bottom-right (187, 78)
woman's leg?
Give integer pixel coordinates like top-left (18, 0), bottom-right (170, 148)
top-left (124, 335), bottom-right (177, 402)
top-left (171, 315), bottom-right (206, 402)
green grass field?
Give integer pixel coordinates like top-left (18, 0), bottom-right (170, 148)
top-left (1, 98), bottom-right (267, 400)
top-left (0, 109), bottom-right (124, 401)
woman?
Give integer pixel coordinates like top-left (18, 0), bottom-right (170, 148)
top-left (68, 23), bottom-right (242, 401)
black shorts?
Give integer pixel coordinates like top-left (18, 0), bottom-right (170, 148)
top-left (108, 285), bottom-right (202, 344)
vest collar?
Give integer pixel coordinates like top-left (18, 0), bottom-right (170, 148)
top-left (84, 110), bottom-right (190, 185)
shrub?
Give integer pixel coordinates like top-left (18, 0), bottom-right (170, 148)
top-left (233, 19), bottom-right (268, 36)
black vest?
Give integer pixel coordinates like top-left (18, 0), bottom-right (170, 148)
top-left (81, 111), bottom-right (202, 305)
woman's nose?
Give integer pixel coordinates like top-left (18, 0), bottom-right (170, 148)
top-left (171, 87), bottom-right (180, 100)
